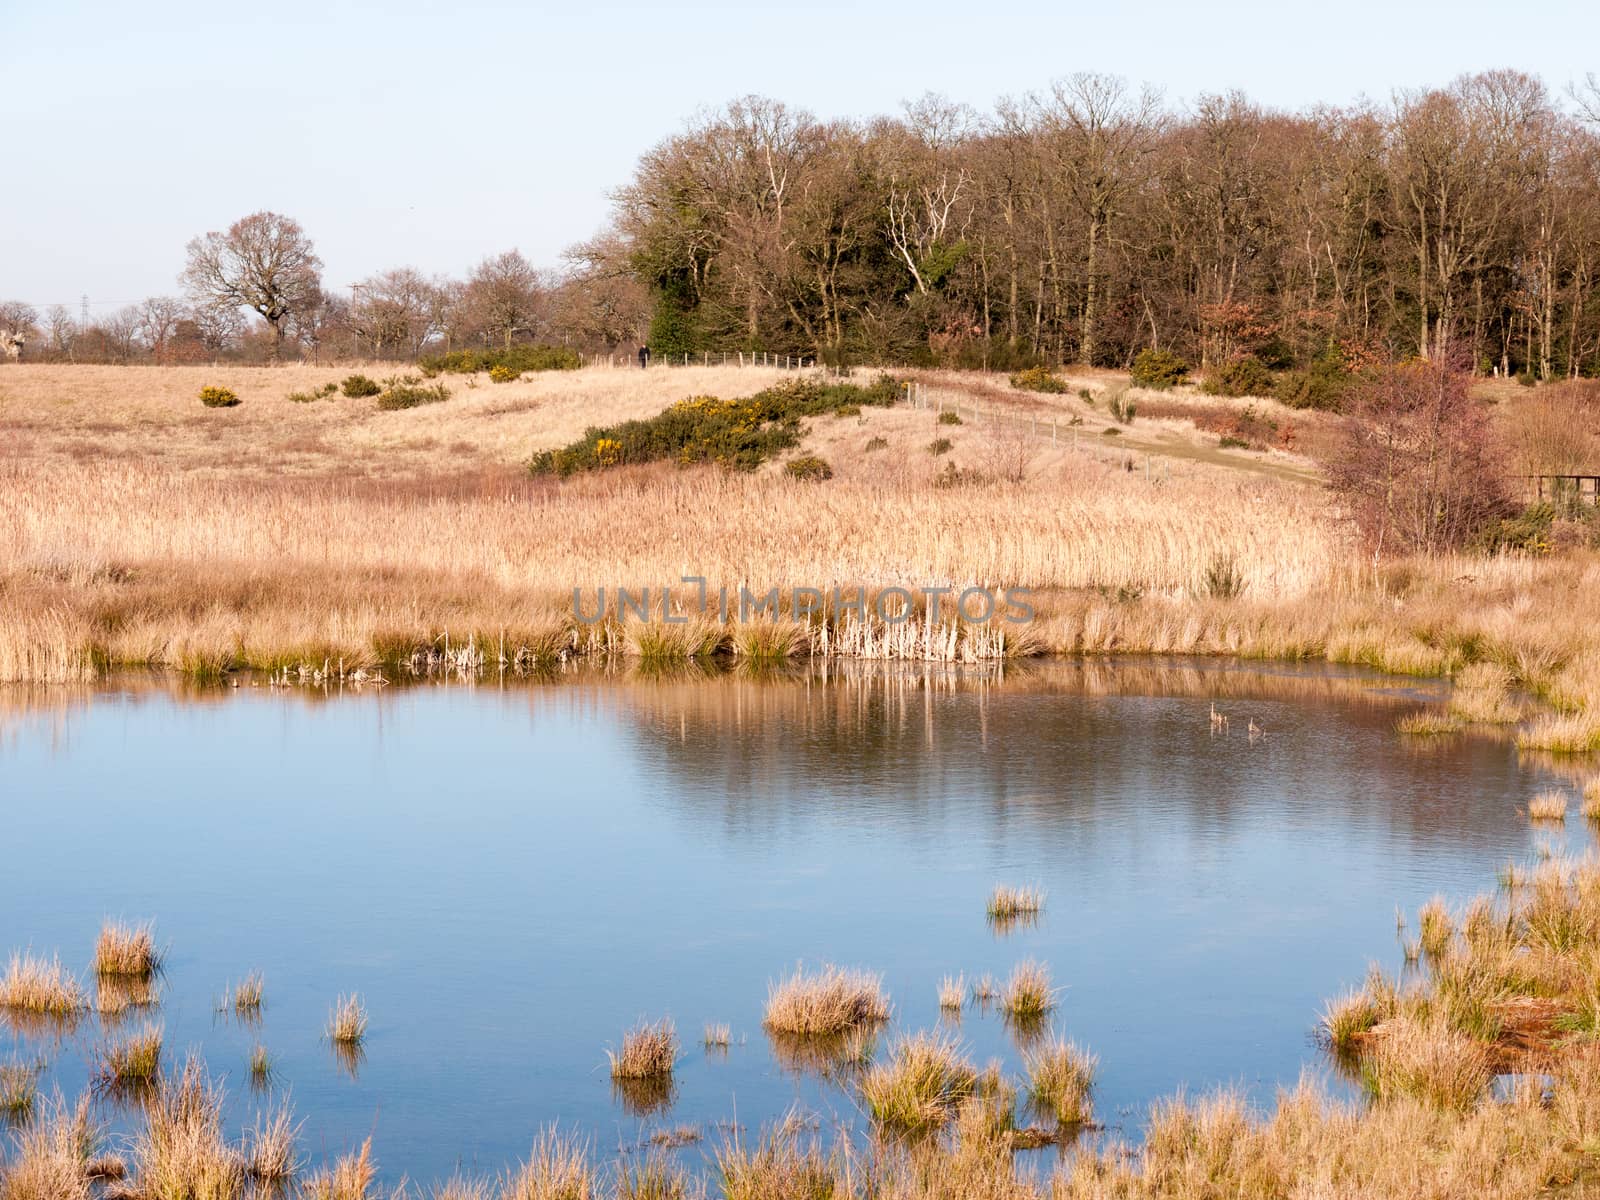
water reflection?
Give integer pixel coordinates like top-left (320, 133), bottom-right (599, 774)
top-left (0, 658), bottom-right (1592, 1186)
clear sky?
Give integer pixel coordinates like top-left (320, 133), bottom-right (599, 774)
top-left (5, 0), bottom-right (1598, 310)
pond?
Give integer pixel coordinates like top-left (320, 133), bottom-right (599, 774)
top-left (0, 659), bottom-right (1585, 1184)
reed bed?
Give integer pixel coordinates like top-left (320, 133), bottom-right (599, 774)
top-left (607, 1019), bottom-right (678, 1080)
top-left (0, 952), bottom-right (86, 1017)
top-left (92, 921), bottom-right (159, 979)
top-left (763, 965), bottom-right (889, 1037)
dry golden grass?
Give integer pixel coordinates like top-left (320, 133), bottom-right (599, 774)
top-left (937, 975), bottom-right (966, 1012)
top-left (328, 994), bottom-right (367, 1045)
top-left (499, 1128), bottom-right (595, 1200)
top-left (606, 1019), bottom-right (677, 1080)
top-left (985, 885), bottom-right (1044, 920)
top-left (123, 1055), bottom-right (246, 1200)
top-left (245, 1103), bottom-right (300, 1184)
top-left (225, 971), bottom-right (263, 1016)
top-left (301, 1138), bottom-right (376, 1200)
top-left (1000, 960), bottom-right (1057, 1021)
top-left (0, 953), bottom-right (85, 1017)
top-left (701, 1023), bottom-right (730, 1049)
top-left (92, 921), bottom-right (159, 978)
top-left (0, 1060), bottom-right (40, 1123)
top-left (1529, 789), bottom-right (1570, 823)
top-left (92, 1024), bottom-right (162, 1092)
top-left (763, 965), bottom-right (889, 1037)
top-left (859, 1031), bottom-right (979, 1136)
top-left (1023, 1037), bottom-right (1097, 1125)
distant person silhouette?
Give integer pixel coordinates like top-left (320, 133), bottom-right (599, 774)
top-left (638, 344), bottom-right (651, 369)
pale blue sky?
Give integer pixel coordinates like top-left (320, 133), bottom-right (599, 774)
top-left (5, 0), bottom-right (1598, 308)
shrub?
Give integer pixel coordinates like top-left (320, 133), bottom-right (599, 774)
top-left (937, 410), bottom-right (963, 425)
top-left (864, 436), bottom-right (888, 452)
top-left (1129, 348), bottom-right (1188, 390)
top-left (488, 364), bottom-right (520, 384)
top-left (1219, 435), bottom-right (1249, 449)
top-left (418, 345), bottom-right (581, 376)
top-left (784, 455), bottom-right (833, 481)
top-left (1009, 366), bottom-right (1068, 393)
top-left (375, 375), bottom-right (450, 410)
top-left (1478, 503), bottom-right (1555, 555)
top-left (530, 375), bottom-right (900, 476)
top-left (340, 374), bottom-right (381, 398)
top-left (1329, 357), bottom-right (1513, 554)
top-left (928, 438), bottom-right (953, 456)
top-left (1277, 357), bottom-right (1350, 411)
top-left (198, 386), bottom-right (240, 408)
top-left (1202, 355), bottom-right (1274, 398)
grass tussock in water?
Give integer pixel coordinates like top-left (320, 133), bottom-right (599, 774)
top-left (1528, 789), bottom-right (1569, 823)
top-left (122, 1055), bottom-right (247, 1200)
top-left (224, 972), bottom-right (264, 1017)
top-left (1448, 662), bottom-right (1522, 724)
top-left (763, 965), bottom-right (889, 1037)
top-left (0, 953), bottom-right (86, 1018)
top-left (1001, 960), bottom-right (1057, 1021)
top-left (702, 1023), bottom-right (730, 1050)
top-left (0, 1060), bottom-right (40, 1125)
top-left (986, 885), bottom-right (1044, 920)
top-left (328, 994), bottom-right (367, 1046)
top-left (301, 1138), bottom-right (376, 1200)
top-left (1024, 1038), bottom-right (1098, 1126)
top-left (95, 974), bottom-right (156, 1020)
top-left (607, 1019), bottom-right (678, 1081)
top-left (938, 975), bottom-right (966, 1012)
top-left (1417, 896), bottom-right (1455, 957)
top-left (93, 921), bottom-right (160, 979)
top-left (246, 1103), bottom-right (301, 1185)
top-left (859, 1031), bottom-right (979, 1137)
top-left (92, 1025), bottom-right (162, 1094)
top-left (499, 1127), bottom-right (594, 1200)
top-left (1395, 710), bottom-right (1464, 736)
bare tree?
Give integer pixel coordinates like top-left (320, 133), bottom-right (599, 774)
top-left (348, 267), bottom-right (444, 358)
top-left (0, 300), bottom-right (37, 360)
top-left (465, 250), bottom-right (545, 350)
top-left (43, 305), bottom-right (76, 360)
top-left (1329, 356), bottom-right (1512, 555)
top-left (136, 296), bottom-right (189, 364)
top-left (182, 212), bottom-right (323, 360)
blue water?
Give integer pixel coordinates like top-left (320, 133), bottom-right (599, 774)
top-left (0, 660), bottom-right (1585, 1183)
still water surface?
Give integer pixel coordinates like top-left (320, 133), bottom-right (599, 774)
top-left (0, 659), bottom-right (1586, 1182)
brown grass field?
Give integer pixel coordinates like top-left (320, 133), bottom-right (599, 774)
top-left (1, 361), bottom-right (1597, 755)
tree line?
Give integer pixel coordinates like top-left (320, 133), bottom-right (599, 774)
top-left (4, 69), bottom-right (1600, 377)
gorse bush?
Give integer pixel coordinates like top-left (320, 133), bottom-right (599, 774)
top-left (1108, 387), bottom-right (1137, 425)
top-left (1130, 348), bottom-right (1188, 390)
top-left (340, 374), bottom-right (381, 398)
top-left (784, 454), bottom-right (833, 481)
top-left (529, 375), bottom-right (899, 476)
top-left (1203, 355), bottom-right (1274, 398)
top-left (488, 364), bottom-right (520, 384)
top-left (419, 345), bottom-right (581, 377)
top-left (937, 410), bottom-right (963, 425)
top-left (928, 437), bottom-right (953, 456)
top-left (1009, 366), bottom-right (1069, 393)
top-left (1277, 356), bottom-right (1351, 411)
top-left (375, 375), bottom-right (451, 410)
top-left (287, 382), bottom-right (339, 404)
top-left (198, 386), bottom-right (240, 408)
